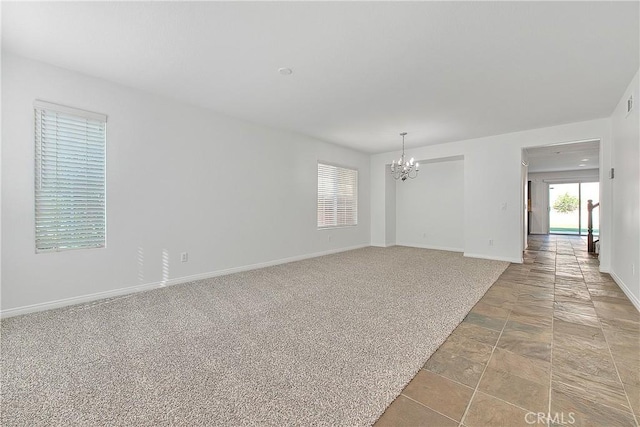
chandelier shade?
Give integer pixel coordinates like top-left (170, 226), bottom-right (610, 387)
top-left (390, 132), bottom-right (419, 181)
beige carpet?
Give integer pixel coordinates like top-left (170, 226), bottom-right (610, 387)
top-left (1, 246), bottom-right (508, 426)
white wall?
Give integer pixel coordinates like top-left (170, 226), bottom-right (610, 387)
top-left (370, 161), bottom-right (386, 248)
top-left (529, 169), bottom-right (600, 183)
top-left (1, 54), bottom-right (371, 314)
top-left (610, 69), bottom-right (640, 309)
top-left (395, 158), bottom-right (464, 251)
top-left (384, 170), bottom-right (396, 246)
top-left (0, 48), bottom-right (3, 311)
top-left (522, 162), bottom-right (528, 250)
top-left (529, 180), bottom-right (548, 235)
top-left (371, 119), bottom-right (613, 266)
top-left (528, 169), bottom-right (600, 234)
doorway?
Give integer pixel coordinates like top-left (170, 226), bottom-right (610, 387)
top-left (549, 182), bottom-right (599, 236)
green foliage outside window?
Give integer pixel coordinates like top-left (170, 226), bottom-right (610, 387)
top-left (553, 192), bottom-right (579, 214)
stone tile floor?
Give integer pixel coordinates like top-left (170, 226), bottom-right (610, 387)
top-left (375, 235), bottom-right (640, 427)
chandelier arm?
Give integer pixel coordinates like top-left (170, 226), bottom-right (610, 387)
top-left (390, 132), bottom-right (417, 181)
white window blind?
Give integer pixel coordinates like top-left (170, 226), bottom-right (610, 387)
top-left (317, 163), bottom-right (358, 228)
top-left (34, 101), bottom-right (107, 252)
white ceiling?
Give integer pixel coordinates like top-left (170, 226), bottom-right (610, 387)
top-left (525, 140), bottom-right (600, 173)
top-left (2, 2), bottom-right (638, 153)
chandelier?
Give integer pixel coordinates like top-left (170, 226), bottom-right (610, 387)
top-left (390, 132), bottom-right (419, 181)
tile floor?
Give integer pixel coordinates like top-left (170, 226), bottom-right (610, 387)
top-left (375, 235), bottom-right (640, 427)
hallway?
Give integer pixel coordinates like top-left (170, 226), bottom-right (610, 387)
top-left (376, 235), bottom-right (639, 426)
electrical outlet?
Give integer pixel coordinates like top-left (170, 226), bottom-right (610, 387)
top-left (180, 252), bottom-right (188, 263)
top-left (489, 239), bottom-right (494, 246)
top-left (327, 234), bottom-right (332, 242)
top-left (423, 233), bottom-right (427, 238)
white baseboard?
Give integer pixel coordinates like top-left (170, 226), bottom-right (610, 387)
top-left (609, 270), bottom-right (640, 312)
top-left (396, 242), bottom-right (464, 253)
top-left (0, 244), bottom-right (369, 318)
top-left (0, 282), bottom-right (164, 319)
top-left (464, 252), bottom-right (523, 264)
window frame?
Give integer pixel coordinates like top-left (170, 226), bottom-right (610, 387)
top-left (317, 161), bottom-right (359, 230)
top-left (34, 100), bottom-right (108, 253)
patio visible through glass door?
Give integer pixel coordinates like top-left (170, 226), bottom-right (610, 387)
top-left (549, 183), bottom-right (580, 234)
top-left (549, 182), bottom-right (599, 235)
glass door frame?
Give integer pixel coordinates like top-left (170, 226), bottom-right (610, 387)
top-left (548, 181), bottom-right (598, 236)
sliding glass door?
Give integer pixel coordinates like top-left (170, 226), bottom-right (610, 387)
top-left (549, 183), bottom-right (580, 234)
top-left (549, 182), bottom-right (599, 235)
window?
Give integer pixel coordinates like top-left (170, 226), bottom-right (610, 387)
top-left (34, 101), bottom-right (107, 252)
top-left (317, 163), bottom-right (358, 228)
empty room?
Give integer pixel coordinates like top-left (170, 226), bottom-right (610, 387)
top-left (1, 2), bottom-right (639, 426)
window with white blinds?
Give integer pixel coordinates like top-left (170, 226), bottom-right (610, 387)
top-left (34, 101), bottom-right (107, 253)
top-left (317, 163), bottom-right (358, 229)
